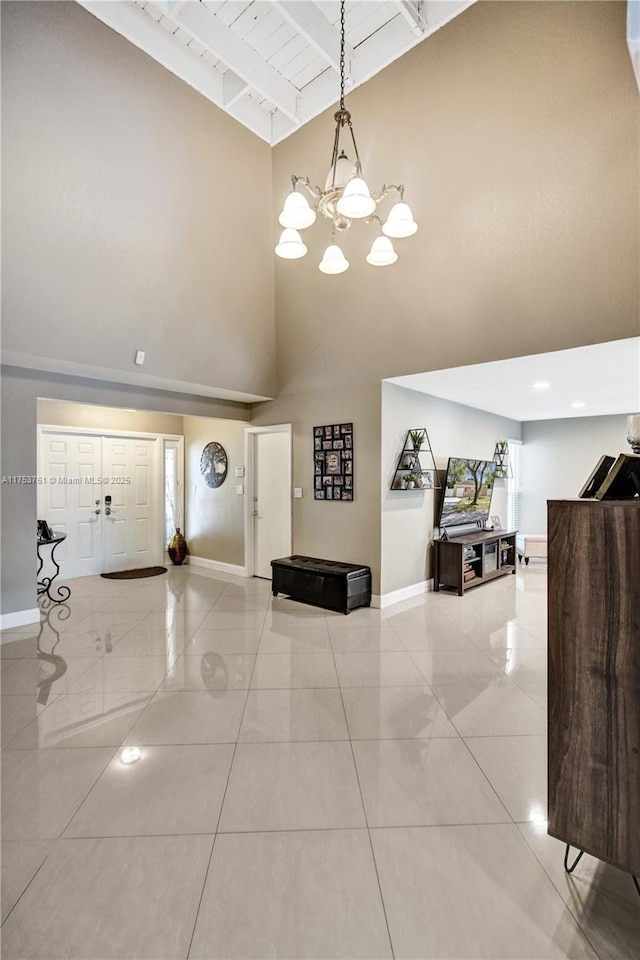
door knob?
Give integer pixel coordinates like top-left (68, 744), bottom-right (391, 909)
top-left (94, 509), bottom-right (101, 515)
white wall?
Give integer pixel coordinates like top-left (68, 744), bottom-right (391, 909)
top-left (381, 382), bottom-right (521, 597)
top-left (519, 414), bottom-right (631, 532)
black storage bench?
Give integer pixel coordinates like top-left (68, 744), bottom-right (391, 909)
top-left (271, 556), bottom-right (372, 615)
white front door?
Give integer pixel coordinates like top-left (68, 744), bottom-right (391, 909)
top-left (101, 437), bottom-right (159, 573)
top-left (38, 433), bottom-right (103, 578)
top-left (253, 430), bottom-right (292, 579)
top-left (38, 431), bottom-right (161, 577)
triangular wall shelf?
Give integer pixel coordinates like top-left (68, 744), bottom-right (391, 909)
top-left (493, 440), bottom-right (512, 479)
top-left (390, 428), bottom-right (441, 491)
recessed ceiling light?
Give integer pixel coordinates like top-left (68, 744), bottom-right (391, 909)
top-left (532, 381), bottom-right (550, 390)
top-left (572, 402), bottom-right (586, 409)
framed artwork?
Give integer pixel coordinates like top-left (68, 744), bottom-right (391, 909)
top-left (200, 442), bottom-right (228, 488)
top-left (313, 422), bottom-right (353, 501)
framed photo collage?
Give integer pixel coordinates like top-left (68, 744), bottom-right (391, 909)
top-left (313, 422), bottom-right (353, 501)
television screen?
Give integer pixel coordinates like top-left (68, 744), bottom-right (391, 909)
top-left (438, 457), bottom-right (497, 529)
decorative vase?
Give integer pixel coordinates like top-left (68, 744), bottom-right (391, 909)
top-left (168, 528), bottom-right (188, 565)
top-left (627, 414), bottom-right (640, 454)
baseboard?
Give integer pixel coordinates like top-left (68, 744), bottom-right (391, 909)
top-left (185, 556), bottom-right (248, 578)
top-left (378, 579), bottom-right (432, 609)
top-left (0, 607), bottom-right (41, 633)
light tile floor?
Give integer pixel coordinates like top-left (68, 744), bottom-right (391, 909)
top-left (1, 563), bottom-right (638, 959)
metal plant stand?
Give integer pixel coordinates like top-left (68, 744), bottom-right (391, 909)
top-left (37, 535), bottom-right (71, 603)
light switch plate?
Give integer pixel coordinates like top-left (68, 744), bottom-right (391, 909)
top-left (236, 484), bottom-right (244, 495)
top-left (235, 467), bottom-right (245, 478)
top-left (134, 350), bottom-right (145, 365)
top-left (294, 487), bottom-right (303, 498)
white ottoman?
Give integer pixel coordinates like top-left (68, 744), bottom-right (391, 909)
top-left (516, 533), bottom-right (547, 565)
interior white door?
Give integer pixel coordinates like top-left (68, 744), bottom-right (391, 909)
top-left (38, 432), bottom-right (103, 578)
top-left (101, 437), bottom-right (160, 573)
top-left (253, 431), bottom-right (292, 579)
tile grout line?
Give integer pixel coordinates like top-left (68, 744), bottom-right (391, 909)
top-left (0, 839), bottom-right (60, 930)
top-left (511, 823), bottom-right (606, 960)
top-left (185, 612), bottom-right (261, 960)
top-left (327, 623), bottom-right (397, 960)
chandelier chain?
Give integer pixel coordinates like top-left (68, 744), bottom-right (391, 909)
top-left (339, 0), bottom-right (346, 114)
top-left (275, 0), bottom-right (417, 269)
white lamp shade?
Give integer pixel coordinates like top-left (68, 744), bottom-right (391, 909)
top-left (366, 235), bottom-right (398, 267)
top-left (381, 201), bottom-right (418, 238)
top-left (336, 177), bottom-right (376, 219)
top-left (278, 191), bottom-right (316, 230)
top-left (325, 151), bottom-right (354, 191)
top-left (627, 414), bottom-right (640, 439)
top-left (319, 244), bottom-right (349, 274)
top-left (274, 228), bottom-right (307, 260)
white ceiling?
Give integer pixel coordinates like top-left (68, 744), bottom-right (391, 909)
top-left (77, 0), bottom-right (475, 144)
top-left (388, 339), bottom-right (640, 422)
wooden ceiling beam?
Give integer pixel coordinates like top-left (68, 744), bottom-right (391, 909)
top-left (273, 2), bottom-right (355, 73)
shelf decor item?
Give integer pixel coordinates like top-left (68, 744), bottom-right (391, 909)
top-left (275, 0), bottom-right (418, 274)
top-left (390, 428), bottom-right (439, 492)
top-left (313, 422), bottom-right (354, 501)
top-left (493, 441), bottom-right (512, 479)
top-left (200, 442), bottom-right (228, 488)
top-left (626, 414), bottom-right (640, 454)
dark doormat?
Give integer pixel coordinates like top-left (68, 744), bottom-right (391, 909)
top-left (101, 566), bottom-right (167, 580)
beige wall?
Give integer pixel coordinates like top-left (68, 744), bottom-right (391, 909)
top-left (37, 400), bottom-right (184, 437)
top-left (251, 384), bottom-right (382, 590)
top-left (253, 0), bottom-right (637, 595)
top-left (272, 1), bottom-right (639, 396)
top-left (184, 417), bottom-right (247, 568)
top-left (2, 1), bottom-right (276, 400)
top-left (520, 414), bottom-right (632, 533)
top-left (381, 382), bottom-right (520, 595)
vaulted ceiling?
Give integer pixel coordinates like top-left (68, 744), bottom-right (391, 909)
top-left (77, 0), bottom-right (475, 144)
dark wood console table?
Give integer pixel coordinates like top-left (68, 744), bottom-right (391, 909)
top-left (548, 499), bottom-right (639, 895)
top-left (433, 529), bottom-right (517, 595)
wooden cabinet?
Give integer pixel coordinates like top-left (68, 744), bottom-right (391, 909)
top-left (433, 529), bottom-right (517, 595)
top-left (548, 499), bottom-right (640, 878)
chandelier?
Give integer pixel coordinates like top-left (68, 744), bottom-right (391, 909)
top-left (274, 0), bottom-right (418, 274)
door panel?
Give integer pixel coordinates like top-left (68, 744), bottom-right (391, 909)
top-left (102, 437), bottom-right (159, 573)
top-left (38, 433), bottom-right (102, 578)
top-left (254, 431), bottom-right (292, 580)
